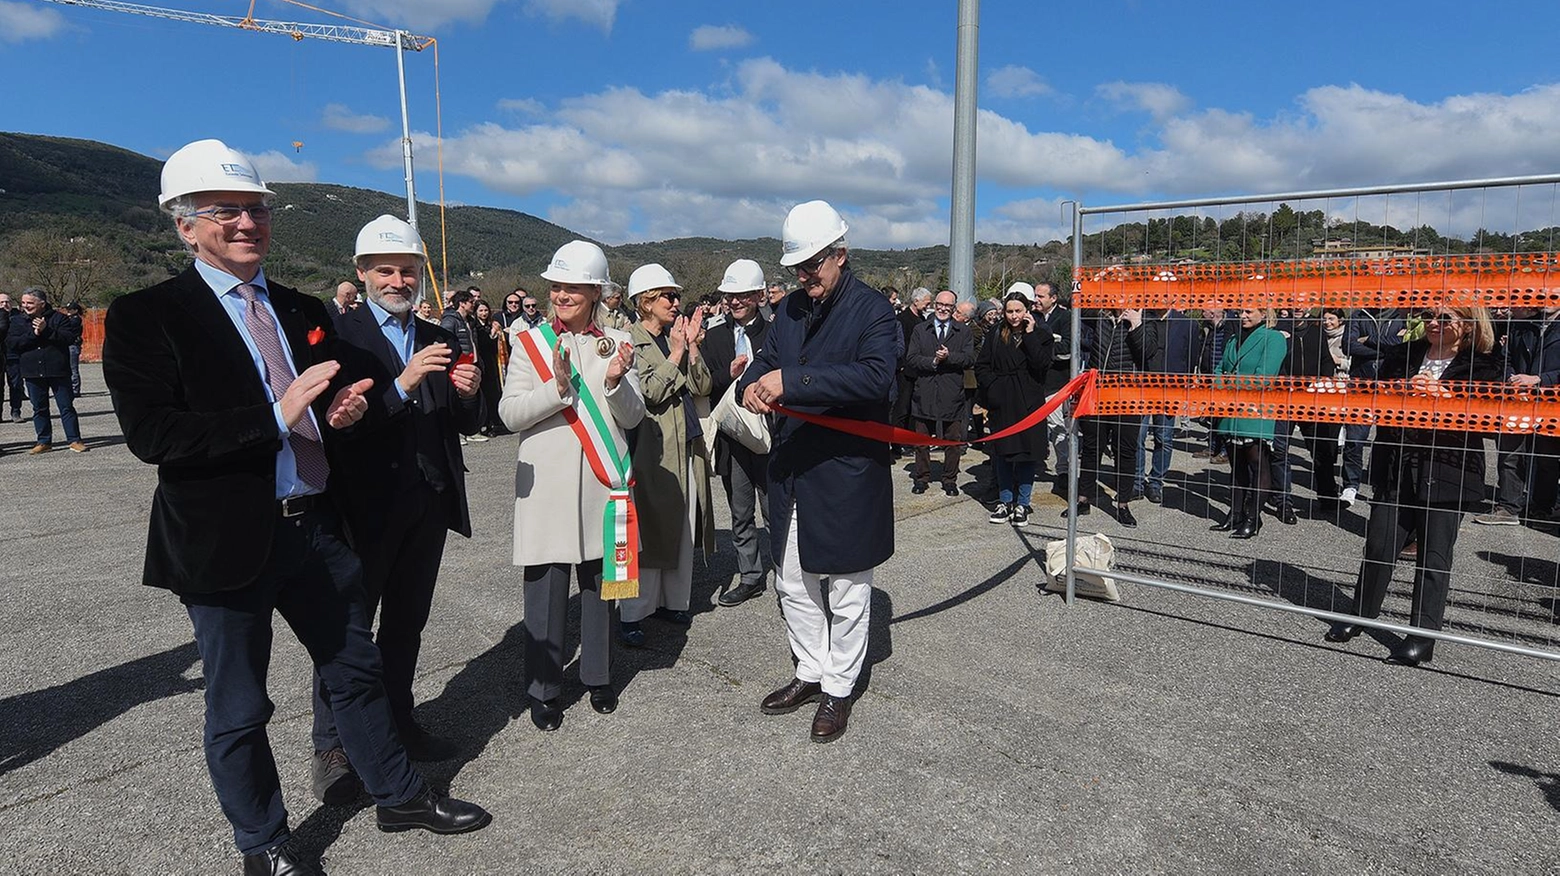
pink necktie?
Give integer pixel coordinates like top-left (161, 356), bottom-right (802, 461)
top-left (236, 284), bottom-right (331, 492)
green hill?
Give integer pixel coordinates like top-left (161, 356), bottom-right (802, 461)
top-left (0, 131), bottom-right (1071, 304)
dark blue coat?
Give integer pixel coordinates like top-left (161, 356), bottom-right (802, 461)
top-left (7, 306), bottom-right (80, 379)
top-left (1506, 315), bottom-right (1560, 386)
top-left (738, 268), bottom-right (897, 574)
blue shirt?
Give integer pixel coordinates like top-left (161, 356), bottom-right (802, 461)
top-left (361, 296), bottom-right (413, 401)
top-left (194, 259), bottom-right (321, 499)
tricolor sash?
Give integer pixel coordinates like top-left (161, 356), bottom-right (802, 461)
top-left (516, 324), bottom-right (639, 600)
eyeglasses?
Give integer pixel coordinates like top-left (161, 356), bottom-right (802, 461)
top-left (932, 302), bottom-right (956, 310)
top-left (190, 205), bottom-right (272, 225)
top-left (790, 249), bottom-right (835, 277)
top-left (1417, 310), bottom-right (1460, 324)
top-left (505, 299), bottom-right (521, 306)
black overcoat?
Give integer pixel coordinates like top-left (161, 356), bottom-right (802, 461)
top-left (975, 324), bottom-right (1054, 461)
top-left (737, 268), bottom-right (897, 574)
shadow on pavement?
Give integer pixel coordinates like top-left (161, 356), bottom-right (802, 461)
top-left (1488, 760), bottom-right (1560, 812)
top-left (0, 640), bottom-right (202, 778)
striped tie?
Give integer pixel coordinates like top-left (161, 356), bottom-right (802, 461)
top-left (236, 284), bottom-right (331, 492)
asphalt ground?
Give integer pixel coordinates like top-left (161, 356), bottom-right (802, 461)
top-left (1, 365), bottom-right (1556, 875)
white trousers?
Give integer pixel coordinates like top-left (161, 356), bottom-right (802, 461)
top-left (621, 458), bottom-right (697, 623)
top-left (775, 503), bottom-right (873, 698)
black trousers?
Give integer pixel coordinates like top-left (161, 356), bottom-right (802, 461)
top-left (1075, 414), bottom-right (1142, 503)
top-left (912, 416), bottom-right (966, 487)
top-left (524, 560), bottom-right (612, 702)
top-left (183, 506), bottom-right (422, 855)
top-left (1272, 420), bottom-right (1341, 503)
top-left (313, 483), bottom-right (449, 749)
top-left (1352, 496), bottom-right (1464, 632)
top-left (3, 360), bottom-right (22, 415)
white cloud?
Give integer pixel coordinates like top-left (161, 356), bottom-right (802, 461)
top-left (689, 24), bottom-right (753, 51)
top-left (525, 0), bottom-right (618, 32)
top-left (1096, 81), bottom-right (1192, 121)
top-left (986, 65), bottom-right (1053, 99)
top-left (363, 60), bottom-right (1560, 247)
top-left (249, 151), bottom-right (319, 184)
top-left (337, 0), bottom-right (507, 31)
top-left (496, 97), bottom-right (545, 115)
top-left (321, 103), bottom-right (390, 134)
top-left (0, 1), bottom-right (67, 42)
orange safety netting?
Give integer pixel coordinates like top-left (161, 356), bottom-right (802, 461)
top-left (1090, 374), bottom-right (1560, 436)
top-left (1073, 252), bottom-right (1560, 310)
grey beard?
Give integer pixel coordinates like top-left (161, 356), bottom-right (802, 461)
top-left (370, 289), bottom-right (416, 314)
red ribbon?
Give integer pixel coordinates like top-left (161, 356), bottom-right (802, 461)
top-left (771, 369), bottom-right (1099, 447)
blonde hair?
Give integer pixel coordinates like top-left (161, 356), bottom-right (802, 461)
top-left (1446, 305), bottom-right (1495, 354)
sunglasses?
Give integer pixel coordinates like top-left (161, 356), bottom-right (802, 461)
top-left (1416, 310), bottom-right (1460, 324)
top-left (790, 249), bottom-right (835, 277)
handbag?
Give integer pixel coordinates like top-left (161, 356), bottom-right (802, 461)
top-left (710, 379), bottom-right (771, 454)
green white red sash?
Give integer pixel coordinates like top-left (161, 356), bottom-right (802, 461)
top-left (516, 324), bottom-right (639, 600)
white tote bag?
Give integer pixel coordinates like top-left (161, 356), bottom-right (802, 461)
top-left (1043, 533), bottom-right (1120, 601)
top-left (710, 379), bottom-right (771, 454)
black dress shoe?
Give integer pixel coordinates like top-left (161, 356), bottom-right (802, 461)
top-left (911, 482), bottom-right (929, 494)
top-left (718, 579), bottom-right (766, 606)
top-left (1277, 505), bottom-right (1299, 525)
top-left (1062, 500), bottom-right (1091, 518)
top-left (396, 719), bottom-right (459, 762)
top-left (530, 697), bottom-right (563, 732)
top-left (810, 694), bottom-right (853, 743)
top-left (1324, 622), bottom-right (1365, 643)
top-left (760, 678), bottom-right (822, 715)
top-left (310, 748), bottom-right (362, 806)
top-left (1116, 504), bottom-right (1137, 528)
top-left (243, 843), bottom-right (322, 876)
top-left (1232, 515), bottom-right (1261, 539)
top-left (1144, 484), bottom-right (1163, 504)
top-left (588, 685), bottom-right (618, 714)
top-left (376, 787), bottom-right (493, 835)
top-left (943, 485), bottom-right (959, 497)
top-left (1209, 514), bottom-right (1235, 532)
top-left (1385, 636), bottom-right (1435, 667)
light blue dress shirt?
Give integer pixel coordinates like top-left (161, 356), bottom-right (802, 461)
top-left (194, 259), bottom-right (321, 499)
top-left (361, 296), bottom-right (413, 401)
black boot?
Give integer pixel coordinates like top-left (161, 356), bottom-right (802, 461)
top-left (1232, 494), bottom-right (1262, 539)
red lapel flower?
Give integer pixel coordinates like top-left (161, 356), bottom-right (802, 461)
top-left (307, 326), bottom-right (325, 346)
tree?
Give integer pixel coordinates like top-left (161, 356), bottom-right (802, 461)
top-left (0, 229), bottom-right (132, 305)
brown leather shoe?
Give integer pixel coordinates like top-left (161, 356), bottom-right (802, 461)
top-left (810, 694), bottom-right (852, 743)
top-left (759, 678), bottom-right (821, 715)
top-left (27, 444), bottom-right (50, 455)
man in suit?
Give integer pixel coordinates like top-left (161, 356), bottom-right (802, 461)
top-left (102, 139), bottom-right (489, 876)
top-left (704, 258), bottom-right (773, 608)
top-left (308, 215), bottom-right (482, 799)
top-left (739, 200), bottom-right (898, 743)
top-left (905, 290), bottom-right (976, 496)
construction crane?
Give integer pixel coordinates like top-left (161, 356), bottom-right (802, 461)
top-left (36, 0), bottom-right (435, 230)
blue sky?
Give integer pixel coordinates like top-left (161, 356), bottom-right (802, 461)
top-left (5, 0), bottom-right (1560, 249)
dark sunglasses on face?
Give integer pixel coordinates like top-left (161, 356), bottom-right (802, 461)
top-left (1417, 310), bottom-right (1458, 324)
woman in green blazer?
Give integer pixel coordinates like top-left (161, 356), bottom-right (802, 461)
top-left (1212, 307), bottom-right (1288, 539)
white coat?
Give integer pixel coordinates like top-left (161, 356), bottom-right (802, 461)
top-left (500, 324), bottom-right (645, 566)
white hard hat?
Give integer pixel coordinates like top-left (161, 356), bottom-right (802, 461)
top-left (779, 199), bottom-right (849, 267)
top-left (626, 263), bottom-right (682, 301)
top-left (717, 259), bottom-right (766, 294)
top-left (354, 214), bottom-right (425, 261)
top-left (1006, 281), bottom-right (1036, 302)
top-left (541, 240), bottom-right (612, 286)
top-left (158, 139), bottom-right (274, 211)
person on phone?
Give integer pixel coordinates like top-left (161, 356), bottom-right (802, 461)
top-left (308, 214), bottom-right (483, 791)
top-left (976, 292), bottom-right (1054, 525)
top-left (620, 263), bottom-right (715, 646)
top-left (703, 259), bottom-right (774, 607)
top-left (500, 240), bottom-right (643, 731)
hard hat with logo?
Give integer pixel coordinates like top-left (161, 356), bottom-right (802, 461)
top-left (354, 214), bottom-right (425, 261)
top-left (717, 259), bottom-right (766, 294)
top-left (626, 263), bottom-right (682, 301)
top-left (158, 139), bottom-right (274, 211)
top-left (541, 240), bottom-right (612, 286)
top-left (1006, 281), bottom-right (1036, 302)
top-left (779, 200), bottom-right (849, 267)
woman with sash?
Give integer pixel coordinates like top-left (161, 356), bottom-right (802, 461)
top-left (499, 240), bottom-right (644, 732)
top-left (618, 263), bottom-right (716, 647)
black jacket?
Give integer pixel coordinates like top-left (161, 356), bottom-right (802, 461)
top-left (103, 267), bottom-right (346, 595)
top-left (1036, 305), bottom-right (1072, 395)
top-left (1141, 310), bottom-right (1198, 375)
top-left (439, 307), bottom-right (476, 355)
top-left (1370, 339), bottom-right (1502, 508)
top-left (7, 305), bottom-right (80, 379)
top-left (905, 317), bottom-right (975, 422)
top-left (703, 312), bottom-right (771, 476)
top-left (975, 323), bottom-right (1054, 461)
top-left (329, 305), bottom-right (481, 545)
top-left (737, 268), bottom-right (897, 573)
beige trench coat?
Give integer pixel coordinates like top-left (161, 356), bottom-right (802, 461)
top-left (499, 324), bottom-right (645, 567)
top-left (629, 322), bottom-right (715, 569)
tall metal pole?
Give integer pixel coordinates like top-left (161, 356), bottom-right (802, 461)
top-left (395, 30), bottom-right (419, 230)
top-left (1064, 202), bottom-right (1083, 606)
top-left (948, 0), bottom-right (978, 304)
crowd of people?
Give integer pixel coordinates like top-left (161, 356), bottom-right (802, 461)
top-left (20, 135), bottom-right (1548, 875)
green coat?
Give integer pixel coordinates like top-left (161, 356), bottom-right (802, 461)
top-left (630, 322), bottom-right (716, 569)
top-left (1215, 325), bottom-right (1288, 441)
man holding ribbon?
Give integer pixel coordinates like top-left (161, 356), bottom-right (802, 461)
top-left (739, 200), bottom-right (899, 743)
top-left (499, 239), bottom-right (643, 733)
